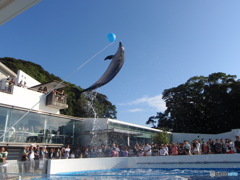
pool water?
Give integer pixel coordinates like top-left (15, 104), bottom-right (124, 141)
top-left (29, 168), bottom-right (240, 180)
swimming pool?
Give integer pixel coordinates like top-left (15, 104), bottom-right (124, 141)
top-left (22, 168), bottom-right (240, 180)
top-left (1, 155), bottom-right (239, 179)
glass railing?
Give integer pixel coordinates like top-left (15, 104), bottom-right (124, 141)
top-left (0, 84), bottom-right (13, 94)
top-left (46, 92), bottom-right (68, 109)
top-left (0, 159), bottom-right (48, 179)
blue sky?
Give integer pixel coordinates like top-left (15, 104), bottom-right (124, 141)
top-left (1, 0), bottom-right (240, 127)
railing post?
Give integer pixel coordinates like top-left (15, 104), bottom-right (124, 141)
top-left (3, 109), bottom-right (11, 142)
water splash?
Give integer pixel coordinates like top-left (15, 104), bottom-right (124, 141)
top-left (84, 90), bottom-right (99, 146)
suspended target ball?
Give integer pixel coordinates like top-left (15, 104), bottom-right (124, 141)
top-left (107, 33), bottom-right (116, 42)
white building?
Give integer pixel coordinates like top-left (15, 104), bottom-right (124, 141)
top-left (0, 62), bottom-right (166, 159)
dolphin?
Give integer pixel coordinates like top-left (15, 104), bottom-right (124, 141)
top-left (81, 42), bottom-right (125, 92)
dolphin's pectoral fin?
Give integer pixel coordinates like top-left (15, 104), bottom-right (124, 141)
top-left (104, 55), bottom-right (114, 60)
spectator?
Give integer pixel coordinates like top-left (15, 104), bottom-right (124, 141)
top-left (34, 145), bottom-right (40, 170)
top-left (65, 145), bottom-right (71, 154)
top-left (208, 139), bottom-right (215, 154)
top-left (103, 145), bottom-right (110, 157)
top-left (120, 146), bottom-right (129, 157)
top-left (152, 144), bottom-right (159, 156)
top-left (75, 147), bottom-right (81, 158)
top-left (40, 146), bottom-right (48, 159)
top-left (143, 143), bottom-right (152, 156)
top-left (171, 143), bottom-right (178, 155)
top-left (37, 87), bottom-right (43, 93)
top-left (83, 147), bottom-right (90, 158)
top-left (225, 139), bottom-right (234, 154)
top-left (8, 78), bottom-right (13, 92)
top-left (18, 80), bottom-right (23, 87)
top-left (214, 139), bottom-right (222, 154)
top-left (183, 140), bottom-right (191, 155)
top-left (90, 147), bottom-right (98, 158)
top-left (10, 78), bottom-right (16, 85)
top-left (42, 86), bottom-right (47, 94)
top-left (55, 148), bottom-right (62, 159)
top-left (193, 140), bottom-right (201, 155)
top-left (28, 146), bottom-right (35, 171)
top-left (0, 147), bottom-right (7, 163)
top-left (128, 146), bottom-right (134, 157)
top-left (49, 148), bottom-right (55, 159)
top-left (5, 78), bottom-right (10, 91)
top-left (59, 90), bottom-right (66, 103)
top-left (163, 144), bottom-right (169, 155)
top-left (70, 151), bottom-right (75, 158)
top-left (220, 139), bottom-right (226, 154)
top-left (23, 81), bottom-right (27, 88)
top-left (111, 148), bottom-right (118, 157)
top-left (134, 143), bottom-right (143, 157)
top-left (202, 142), bottom-right (209, 154)
top-left (234, 136), bottom-right (240, 153)
top-left (159, 145), bottom-right (168, 156)
top-left (177, 143), bottom-right (184, 155)
top-left (21, 146), bottom-right (29, 161)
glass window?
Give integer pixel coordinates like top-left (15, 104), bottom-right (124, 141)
top-left (0, 106), bottom-right (82, 146)
top-left (0, 107), bottom-right (7, 141)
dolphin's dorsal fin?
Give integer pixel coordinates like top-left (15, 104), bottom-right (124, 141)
top-left (104, 55), bottom-right (114, 60)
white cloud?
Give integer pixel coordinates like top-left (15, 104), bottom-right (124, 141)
top-left (127, 108), bottom-right (144, 113)
top-left (120, 94), bottom-right (166, 112)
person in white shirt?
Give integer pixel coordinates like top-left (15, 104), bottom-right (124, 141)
top-left (163, 144), bottom-right (169, 154)
top-left (143, 143), bottom-right (152, 156)
top-left (28, 146), bottom-right (35, 171)
top-left (159, 145), bottom-right (168, 156)
top-left (70, 151), bottom-right (75, 158)
top-left (65, 145), bottom-right (71, 153)
top-left (193, 140), bottom-right (201, 155)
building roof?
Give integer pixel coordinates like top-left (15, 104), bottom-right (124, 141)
top-left (29, 80), bottom-right (68, 92)
top-left (108, 119), bottom-right (170, 133)
top-left (0, 0), bottom-right (41, 25)
top-left (0, 62), bottom-right (17, 77)
top-left (83, 128), bottom-right (142, 136)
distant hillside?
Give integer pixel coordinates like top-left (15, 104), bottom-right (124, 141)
top-left (0, 57), bottom-right (61, 83)
top-left (0, 57), bottom-right (117, 119)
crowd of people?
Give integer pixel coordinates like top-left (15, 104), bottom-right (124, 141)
top-left (0, 136), bottom-right (239, 164)
top-left (0, 77), bottom-right (27, 93)
top-left (37, 86), bottom-right (48, 94)
top-left (37, 87), bottom-right (66, 103)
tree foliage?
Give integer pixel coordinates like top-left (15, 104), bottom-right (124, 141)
top-left (0, 57), bottom-right (117, 119)
top-left (152, 131), bottom-right (171, 144)
top-left (147, 72), bottom-right (240, 134)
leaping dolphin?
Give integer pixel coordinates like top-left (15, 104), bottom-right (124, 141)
top-left (81, 42), bottom-right (125, 92)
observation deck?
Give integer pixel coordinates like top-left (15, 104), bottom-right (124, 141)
top-left (46, 91), bottom-right (68, 109)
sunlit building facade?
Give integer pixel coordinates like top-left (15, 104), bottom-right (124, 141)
top-left (0, 62), bottom-right (165, 159)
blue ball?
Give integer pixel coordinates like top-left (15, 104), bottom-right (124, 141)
top-left (107, 33), bottom-right (116, 42)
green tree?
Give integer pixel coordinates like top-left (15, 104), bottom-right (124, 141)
top-left (149, 72), bottom-right (240, 134)
top-left (152, 131), bottom-right (171, 144)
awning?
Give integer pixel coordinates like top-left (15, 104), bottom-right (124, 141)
top-left (83, 128), bottom-right (142, 136)
top-left (29, 80), bottom-right (68, 92)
